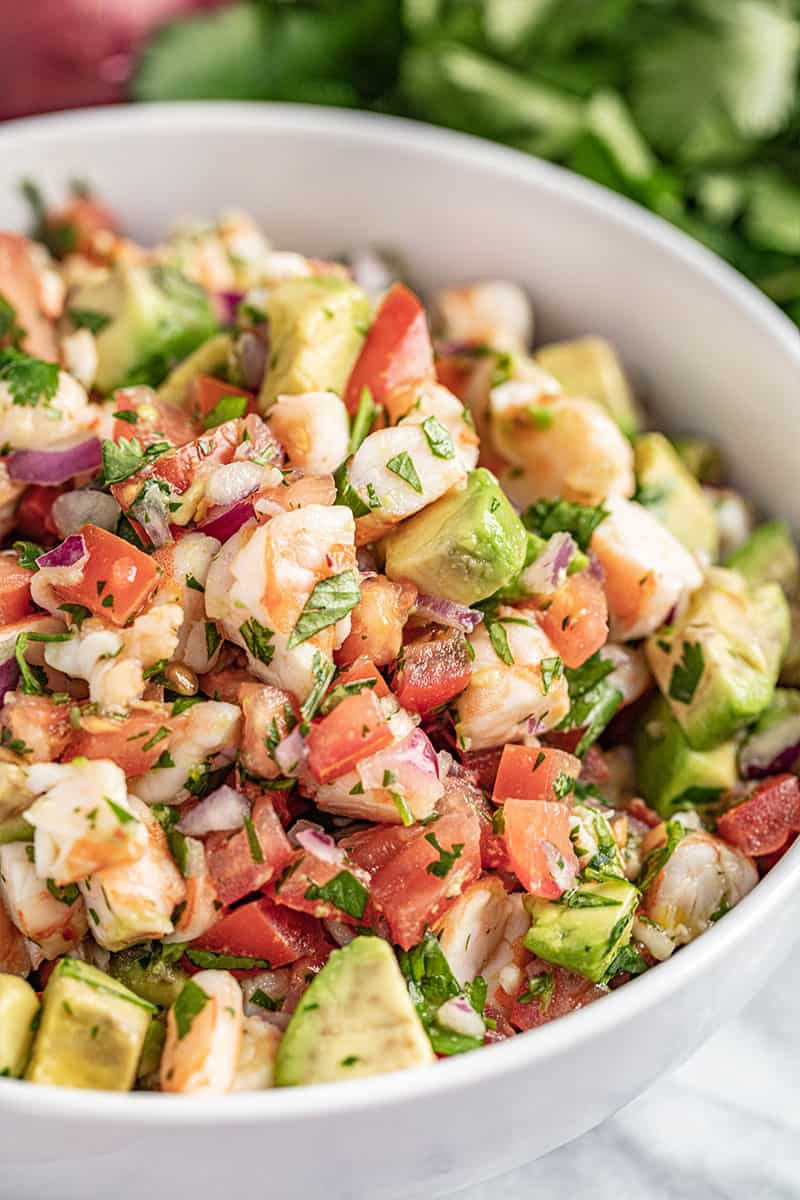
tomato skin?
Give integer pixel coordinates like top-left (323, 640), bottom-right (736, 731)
top-left (112, 418), bottom-right (242, 510)
top-left (189, 375), bottom-right (256, 426)
top-left (392, 629), bottom-right (472, 715)
top-left (193, 895), bottom-right (322, 967)
top-left (50, 524), bottom-right (159, 627)
top-left (306, 690), bottom-right (394, 784)
top-left (434, 354), bottom-right (475, 402)
top-left (15, 485), bottom-right (64, 544)
top-left (717, 774), bottom-right (800, 857)
top-left (531, 572), bottom-right (608, 670)
top-left (112, 390), bottom-right (196, 450)
top-left (331, 656), bottom-right (390, 700)
top-left (0, 555), bottom-right (34, 624)
top-left (492, 745), bottom-right (581, 805)
top-left (0, 693), bottom-right (71, 763)
top-left (205, 795), bottom-right (293, 907)
top-left (344, 284), bottom-right (434, 415)
top-left (66, 703), bottom-right (179, 776)
top-left (343, 780), bottom-right (481, 949)
top-left (508, 962), bottom-right (605, 1032)
top-left (503, 798), bottom-right (577, 899)
top-left (268, 851), bottom-right (376, 927)
top-left (0, 233), bottom-right (58, 360)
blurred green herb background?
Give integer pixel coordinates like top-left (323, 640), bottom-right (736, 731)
top-left (133, 0), bottom-right (800, 328)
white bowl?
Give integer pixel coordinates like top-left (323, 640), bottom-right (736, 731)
top-left (1, 103), bottom-right (799, 1200)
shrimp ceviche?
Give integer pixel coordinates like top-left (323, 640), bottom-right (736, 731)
top-left (0, 183), bottom-right (797, 1096)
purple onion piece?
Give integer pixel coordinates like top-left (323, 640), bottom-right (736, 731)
top-left (236, 326), bottom-right (270, 392)
top-left (414, 593), bottom-right (483, 633)
top-left (36, 533), bottom-right (87, 570)
top-left (198, 499), bottom-right (254, 543)
top-left (739, 709), bottom-right (800, 778)
top-left (8, 438), bottom-right (102, 486)
top-left (295, 827), bottom-right (344, 865)
top-left (0, 657), bottom-right (20, 706)
top-left (274, 726), bottom-right (307, 776)
top-left (214, 290), bottom-right (245, 325)
top-left (178, 785), bottom-right (248, 837)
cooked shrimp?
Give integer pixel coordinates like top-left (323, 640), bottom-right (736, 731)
top-left (233, 1016), bottom-right (282, 1091)
top-left (491, 382), bottom-right (635, 506)
top-left (384, 379), bottom-right (480, 471)
top-left (598, 642), bottom-right (652, 707)
top-left (24, 759), bottom-right (147, 885)
top-left (314, 723), bottom-right (441, 825)
top-left (0, 891), bottom-right (31, 976)
top-left (79, 795), bottom-right (186, 952)
top-left (569, 803), bottom-right (625, 875)
top-left (591, 497), bottom-right (704, 640)
top-left (0, 368), bottom-right (98, 451)
top-left (346, 424), bottom-right (466, 543)
top-left (268, 391), bottom-right (350, 476)
top-left (0, 693), bottom-right (71, 763)
top-left (153, 532), bottom-right (222, 675)
top-left (481, 893), bottom-right (532, 1009)
top-left (454, 610), bottom-right (570, 751)
top-left (239, 682), bottom-right (296, 780)
top-left (164, 837), bottom-right (219, 944)
top-left (0, 842), bottom-right (88, 959)
top-left (433, 281), bottom-right (533, 353)
top-left (161, 969), bottom-right (243, 1095)
top-left (336, 575), bottom-right (416, 667)
top-left (640, 827), bottom-right (757, 946)
top-left (436, 877), bottom-right (511, 987)
top-left (132, 700), bottom-right (241, 806)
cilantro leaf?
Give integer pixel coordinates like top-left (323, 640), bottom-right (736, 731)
top-left (300, 650), bottom-right (335, 724)
top-left (397, 933), bottom-right (483, 1056)
top-left (557, 651), bottom-right (623, 756)
top-left (386, 450), bottom-right (423, 494)
top-left (13, 540), bottom-right (43, 571)
top-left (288, 570), bottom-right (361, 649)
top-left (239, 617), bottom-right (273, 665)
top-left (186, 949), bottom-right (272, 971)
top-left (58, 603), bottom-right (92, 631)
top-left (487, 619), bottom-right (514, 666)
top-left (68, 308), bottom-right (111, 335)
top-left (320, 674), bottom-right (378, 716)
top-left (639, 818), bottom-right (685, 893)
top-left (425, 832), bottom-right (464, 878)
top-left (102, 436), bottom-right (170, 485)
top-left (422, 415), bottom-right (455, 459)
top-left (349, 386), bottom-right (379, 454)
top-left (0, 348), bottom-right (59, 408)
top-left (0, 295), bottom-right (25, 348)
top-left (668, 641), bottom-right (705, 704)
top-left (202, 392), bottom-right (248, 430)
top-left (523, 497), bottom-right (608, 552)
top-left (518, 971), bottom-right (554, 1010)
top-left (304, 869), bottom-right (369, 919)
top-left (173, 979), bottom-right (209, 1040)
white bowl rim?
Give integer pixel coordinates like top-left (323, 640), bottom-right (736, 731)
top-left (0, 101), bottom-right (799, 1126)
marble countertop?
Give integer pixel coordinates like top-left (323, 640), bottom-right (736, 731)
top-left (460, 955), bottom-right (800, 1200)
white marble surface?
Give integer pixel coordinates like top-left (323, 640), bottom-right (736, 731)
top-left (459, 956), bottom-right (800, 1200)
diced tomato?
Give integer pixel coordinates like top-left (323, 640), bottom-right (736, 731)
top-left (529, 572), bottom-right (608, 670)
top-left (392, 628), bottom-right (471, 715)
top-left (306, 690), bottom-right (394, 784)
top-left (0, 555), bottom-right (33, 624)
top-left (336, 576), bottom-right (416, 668)
top-left (434, 354), bottom-right (475, 402)
top-left (50, 524), bottom-right (159, 627)
top-left (343, 780), bottom-right (481, 949)
top-left (239, 682), bottom-right (297, 779)
top-left (344, 284), bottom-right (434, 415)
top-left (717, 774), bottom-right (800, 857)
top-left (205, 795), bottom-right (293, 907)
top-left (508, 962), bottom-right (605, 1032)
top-left (198, 662), bottom-right (254, 704)
top-left (194, 895), bottom-right (323, 968)
top-left (66, 703), bottom-right (179, 776)
top-left (503, 797), bottom-right (578, 898)
top-left (111, 390), bottom-right (197, 449)
top-left (269, 850), bottom-right (376, 927)
top-left (579, 744), bottom-right (610, 787)
top-left (756, 835), bottom-right (797, 874)
top-left (0, 233), bottom-right (58, 360)
top-left (188, 375), bottom-right (256, 426)
top-left (331, 656), bottom-right (391, 700)
top-left (111, 418), bottom-right (242, 510)
top-left (492, 745), bottom-right (581, 805)
top-left (283, 940), bottom-right (336, 1014)
top-left (460, 747), bottom-right (504, 794)
top-left (0, 693), bottom-right (71, 763)
top-left (14, 485), bottom-right (64, 544)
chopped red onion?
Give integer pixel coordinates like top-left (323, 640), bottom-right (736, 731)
top-left (295, 827), bottom-right (345, 865)
top-left (740, 715), bottom-right (800, 778)
top-left (323, 918), bottom-right (357, 947)
top-left (274, 726), bottom-right (307, 776)
top-left (8, 438), bottom-right (102, 486)
top-left (52, 489), bottom-right (120, 537)
top-left (36, 533), bottom-right (87, 570)
top-left (236, 326), bottom-right (270, 391)
top-left (197, 498), bottom-right (254, 542)
top-left (358, 728), bottom-right (443, 819)
top-left (177, 785), bottom-right (248, 837)
top-left (588, 551), bottom-right (605, 582)
top-left (0, 657), bottom-right (19, 705)
top-left (414, 593), bottom-right (483, 633)
top-left (131, 481), bottom-right (172, 548)
top-left (215, 290), bottom-right (244, 325)
top-left (542, 839), bottom-right (575, 894)
top-left (521, 532), bottom-right (576, 595)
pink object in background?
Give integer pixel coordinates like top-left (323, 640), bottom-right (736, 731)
top-left (0, 0), bottom-right (229, 120)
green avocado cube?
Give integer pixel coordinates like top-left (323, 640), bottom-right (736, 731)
top-left (25, 958), bottom-right (153, 1091)
top-left (108, 944), bottom-right (189, 1009)
top-left (646, 569), bottom-right (789, 751)
top-left (0, 974), bottom-right (39, 1078)
top-left (275, 936), bottom-right (433, 1086)
top-left (634, 432), bottom-right (719, 559)
top-left (780, 599), bottom-right (800, 686)
top-left (523, 876), bottom-right (639, 984)
top-left (726, 520), bottom-right (799, 595)
top-left (156, 332), bottom-right (234, 410)
top-left (384, 468), bottom-right (527, 605)
top-left (635, 695), bottom-right (738, 817)
top-left (672, 436), bottom-right (723, 486)
top-left (259, 277), bottom-right (370, 410)
top-left (70, 263), bottom-right (218, 393)
top-left (534, 335), bottom-right (641, 436)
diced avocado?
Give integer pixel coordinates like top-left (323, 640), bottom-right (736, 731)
top-left (69, 263), bottom-right (218, 393)
top-left (634, 432), bottom-right (719, 558)
top-left (259, 277), bottom-right (370, 410)
top-left (0, 974), bottom-right (39, 1078)
top-left (274, 936), bottom-right (434, 1086)
top-left (672, 436), bottom-right (723, 485)
top-left (634, 695), bottom-right (738, 817)
top-left (534, 335), bottom-right (642, 436)
top-left (0, 763), bottom-right (31, 822)
top-left (495, 530), bottom-right (589, 603)
top-left (384, 468), bottom-right (527, 605)
top-left (108, 944), bottom-right (189, 1008)
top-left (780, 599), bottom-right (800, 686)
top-left (25, 958), bottom-right (152, 1091)
top-left (646, 569), bottom-right (790, 750)
top-left (523, 876), bottom-right (639, 984)
top-left (0, 814), bottom-right (33, 845)
top-left (739, 688), bottom-right (800, 778)
top-left (137, 1016), bottom-right (166, 1080)
top-left (156, 332), bottom-right (234, 409)
top-left (726, 520), bottom-right (799, 595)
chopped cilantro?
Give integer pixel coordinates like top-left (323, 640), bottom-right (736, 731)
top-left (304, 869), bottom-right (368, 919)
top-left (202, 392), bottom-right (248, 430)
top-left (0, 348), bottom-right (59, 408)
top-left (239, 616), bottom-right (273, 665)
top-left (105, 795), bottom-right (137, 826)
top-left (668, 641), bottom-right (705, 704)
top-left (101, 436), bottom-right (170, 485)
top-left (300, 651), bottom-right (335, 724)
top-left (243, 814), bottom-right (264, 864)
top-left (349, 386), bottom-right (379, 454)
top-left (398, 933), bottom-right (483, 1056)
top-left (540, 655), bottom-right (563, 694)
top-left (58, 602), bottom-right (92, 630)
top-left (13, 540), bottom-right (43, 571)
top-left (425, 832), bottom-right (464, 878)
top-left (385, 450), bottom-right (423, 493)
top-left (288, 570), bottom-right (360, 649)
top-left (186, 949), bottom-right (272, 970)
top-left (422, 415), bottom-right (455, 459)
top-left (173, 979), bottom-right (209, 1039)
top-left (68, 308), bottom-right (111, 335)
top-left (205, 621), bottom-right (222, 660)
top-left (522, 497), bottom-right (608, 552)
